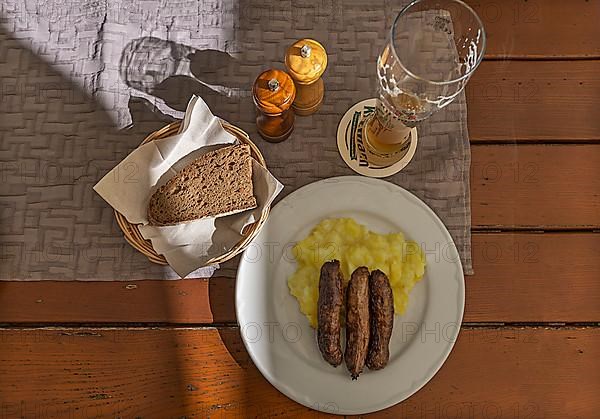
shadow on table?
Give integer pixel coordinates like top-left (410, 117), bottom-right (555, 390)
top-left (120, 38), bottom-right (287, 413)
top-left (0, 23), bottom-right (193, 416)
top-left (0, 29), bottom-right (176, 281)
top-left (0, 21), bottom-right (281, 415)
top-left (118, 33), bottom-right (338, 414)
top-left (119, 36), bottom-right (253, 122)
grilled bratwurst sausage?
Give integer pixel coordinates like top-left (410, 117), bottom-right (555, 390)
top-left (366, 269), bottom-right (394, 370)
top-left (317, 260), bottom-right (344, 367)
top-left (345, 266), bottom-right (370, 379)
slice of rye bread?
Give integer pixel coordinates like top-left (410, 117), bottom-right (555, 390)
top-left (147, 144), bottom-right (257, 226)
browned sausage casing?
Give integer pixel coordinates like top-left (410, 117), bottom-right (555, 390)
top-left (345, 266), bottom-right (370, 379)
top-left (317, 260), bottom-right (344, 367)
top-left (366, 269), bottom-right (394, 370)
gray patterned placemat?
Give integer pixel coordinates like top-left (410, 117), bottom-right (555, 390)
top-left (0, 0), bottom-right (472, 279)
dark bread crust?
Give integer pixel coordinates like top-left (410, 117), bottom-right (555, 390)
top-left (317, 260), bottom-right (344, 367)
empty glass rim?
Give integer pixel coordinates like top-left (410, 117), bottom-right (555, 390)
top-left (390, 0), bottom-right (487, 86)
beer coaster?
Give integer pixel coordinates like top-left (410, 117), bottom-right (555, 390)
top-left (336, 98), bottom-right (418, 178)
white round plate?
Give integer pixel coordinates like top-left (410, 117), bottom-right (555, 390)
top-left (236, 176), bottom-right (465, 415)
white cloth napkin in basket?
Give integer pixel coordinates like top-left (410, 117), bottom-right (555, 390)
top-left (94, 96), bottom-right (283, 277)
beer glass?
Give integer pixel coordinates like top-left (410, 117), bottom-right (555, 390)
top-left (341, 0), bottom-right (486, 170)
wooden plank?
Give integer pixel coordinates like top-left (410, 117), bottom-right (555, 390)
top-left (0, 327), bottom-right (597, 418)
top-left (365, 327), bottom-right (600, 418)
top-left (469, 233), bottom-right (600, 322)
top-left (1, 233), bottom-right (598, 325)
top-left (465, 0), bottom-right (600, 59)
top-left (466, 60), bottom-right (600, 142)
top-left (471, 145), bottom-right (600, 228)
top-left (0, 279), bottom-right (233, 324)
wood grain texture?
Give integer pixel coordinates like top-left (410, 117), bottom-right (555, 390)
top-left (471, 145), bottom-right (600, 228)
top-left (0, 1), bottom-right (598, 417)
top-left (467, 60), bottom-right (600, 141)
top-left (465, 0), bottom-right (600, 59)
top-left (0, 327), bottom-right (597, 418)
top-left (0, 279), bottom-right (233, 324)
top-left (1, 233), bottom-right (598, 325)
top-left (469, 233), bottom-right (600, 322)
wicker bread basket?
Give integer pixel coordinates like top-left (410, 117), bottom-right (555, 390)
top-left (114, 120), bottom-right (269, 266)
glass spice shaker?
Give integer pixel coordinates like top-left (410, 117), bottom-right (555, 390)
top-left (252, 69), bottom-right (296, 143)
top-left (285, 39), bottom-right (327, 116)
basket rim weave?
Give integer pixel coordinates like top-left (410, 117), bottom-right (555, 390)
top-left (114, 120), bottom-right (269, 267)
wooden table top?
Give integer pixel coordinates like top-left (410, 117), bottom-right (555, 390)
top-left (1, 0), bottom-right (599, 418)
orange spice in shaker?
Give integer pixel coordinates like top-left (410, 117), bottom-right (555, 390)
top-left (253, 69), bottom-right (296, 143)
top-left (285, 39), bottom-right (327, 116)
